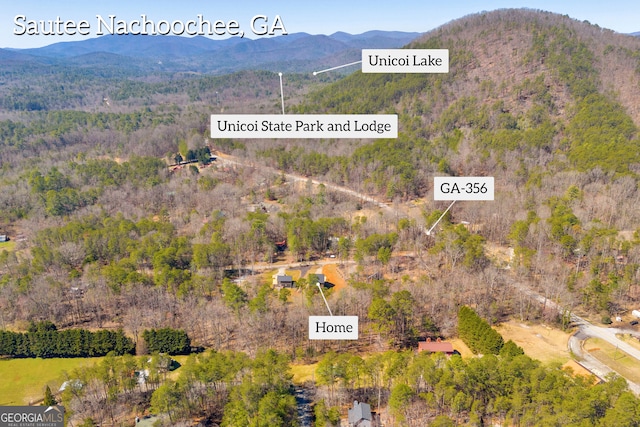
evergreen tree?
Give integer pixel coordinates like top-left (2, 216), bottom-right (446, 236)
top-left (457, 306), bottom-right (504, 355)
top-left (143, 328), bottom-right (191, 355)
top-left (42, 385), bottom-right (57, 406)
top-left (221, 278), bottom-right (248, 314)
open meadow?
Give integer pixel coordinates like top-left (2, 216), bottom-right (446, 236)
top-left (496, 321), bottom-right (572, 364)
top-left (0, 357), bottom-right (101, 405)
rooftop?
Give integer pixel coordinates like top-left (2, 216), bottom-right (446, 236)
top-left (418, 338), bottom-right (454, 353)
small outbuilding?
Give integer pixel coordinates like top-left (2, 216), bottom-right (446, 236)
top-left (348, 400), bottom-right (372, 427)
top-left (273, 274), bottom-right (294, 288)
top-left (418, 338), bottom-right (456, 355)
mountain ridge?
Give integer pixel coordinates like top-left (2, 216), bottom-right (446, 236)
top-left (5, 31), bottom-right (422, 74)
top-left (281, 8), bottom-right (640, 194)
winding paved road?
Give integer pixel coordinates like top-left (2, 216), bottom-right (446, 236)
top-left (574, 323), bottom-right (640, 362)
top-left (513, 281), bottom-right (640, 393)
top-left (568, 329), bottom-right (640, 395)
top-left (214, 153), bottom-right (397, 214)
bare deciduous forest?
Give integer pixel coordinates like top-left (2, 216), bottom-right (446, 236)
top-left (1, 8), bottom-right (640, 426)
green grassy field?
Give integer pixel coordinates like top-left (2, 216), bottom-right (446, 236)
top-left (290, 362), bottom-right (317, 385)
top-left (584, 337), bottom-right (640, 384)
top-left (0, 355), bottom-right (192, 405)
top-left (0, 357), bottom-right (101, 405)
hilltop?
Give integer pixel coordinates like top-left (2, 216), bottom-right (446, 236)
top-left (258, 9), bottom-right (640, 193)
top-left (416, 9), bottom-right (640, 127)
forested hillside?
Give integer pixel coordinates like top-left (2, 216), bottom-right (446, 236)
top-left (256, 9), bottom-right (640, 321)
top-left (1, 8), bottom-right (640, 426)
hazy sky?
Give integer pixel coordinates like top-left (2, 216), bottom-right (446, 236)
top-left (2, 0), bottom-right (639, 49)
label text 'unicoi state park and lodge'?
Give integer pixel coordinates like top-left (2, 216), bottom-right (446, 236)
top-left (211, 114), bottom-right (397, 139)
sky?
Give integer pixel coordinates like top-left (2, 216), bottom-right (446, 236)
top-left (1, 0), bottom-right (639, 49)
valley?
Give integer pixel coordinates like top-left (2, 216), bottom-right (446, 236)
top-left (1, 7), bottom-right (640, 426)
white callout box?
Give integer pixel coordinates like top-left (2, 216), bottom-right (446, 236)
top-left (309, 316), bottom-right (358, 340)
top-left (434, 177), bottom-right (494, 201)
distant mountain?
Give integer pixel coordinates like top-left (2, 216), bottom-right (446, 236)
top-left (330, 30), bottom-right (425, 48)
top-left (7, 31), bottom-right (422, 74)
top-left (15, 34), bottom-right (245, 59)
top-left (631, 31), bottom-right (640, 37)
top-left (0, 48), bottom-right (43, 63)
